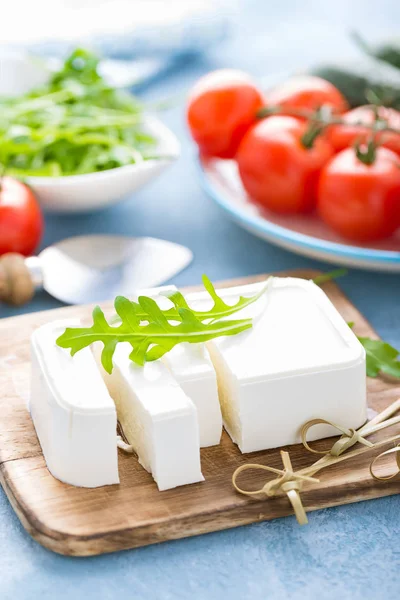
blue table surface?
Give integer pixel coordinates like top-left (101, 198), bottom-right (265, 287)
top-left (2, 1), bottom-right (400, 598)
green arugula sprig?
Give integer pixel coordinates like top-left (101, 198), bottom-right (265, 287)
top-left (110, 274), bottom-right (269, 325)
top-left (109, 270), bottom-right (341, 327)
top-left (57, 269), bottom-right (400, 381)
top-left (359, 337), bottom-right (400, 378)
top-left (312, 268), bottom-right (348, 286)
top-left (56, 277), bottom-right (262, 373)
top-left (348, 322), bottom-right (400, 378)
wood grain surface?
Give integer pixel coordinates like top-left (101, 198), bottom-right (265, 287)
top-left (1, 270), bottom-right (399, 556)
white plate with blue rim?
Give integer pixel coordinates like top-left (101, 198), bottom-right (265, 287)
top-left (197, 156), bottom-right (400, 272)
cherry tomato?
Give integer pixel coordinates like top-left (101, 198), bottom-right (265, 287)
top-left (266, 75), bottom-right (349, 114)
top-left (187, 69), bottom-right (264, 159)
top-left (318, 147), bottom-right (400, 242)
top-left (236, 116), bottom-right (333, 214)
top-left (327, 105), bottom-right (400, 155)
top-left (0, 177), bottom-right (43, 256)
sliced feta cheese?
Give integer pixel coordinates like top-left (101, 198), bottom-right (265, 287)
top-left (187, 277), bottom-right (367, 453)
top-left (30, 320), bottom-right (119, 488)
top-left (137, 286), bottom-right (222, 448)
top-left (96, 344), bottom-right (204, 491)
top-left (163, 343), bottom-right (222, 447)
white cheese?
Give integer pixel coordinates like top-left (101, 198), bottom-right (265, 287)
top-left (163, 343), bottom-right (222, 447)
top-left (96, 344), bottom-right (204, 491)
top-left (136, 285), bottom-right (222, 448)
top-left (30, 320), bottom-right (119, 487)
top-left (187, 277), bottom-right (367, 453)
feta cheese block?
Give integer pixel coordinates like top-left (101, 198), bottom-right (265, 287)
top-left (136, 286), bottom-right (222, 448)
top-left (96, 344), bottom-right (204, 491)
top-left (187, 277), bottom-right (367, 453)
top-left (30, 320), bottom-right (119, 487)
top-left (163, 343), bottom-right (222, 447)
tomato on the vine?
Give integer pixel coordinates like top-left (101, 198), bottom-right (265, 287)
top-left (187, 69), bottom-right (264, 159)
top-left (236, 116), bottom-right (333, 214)
top-left (0, 177), bottom-right (43, 256)
top-left (318, 146), bottom-right (400, 242)
top-left (327, 105), bottom-right (400, 155)
top-left (266, 75), bottom-right (349, 114)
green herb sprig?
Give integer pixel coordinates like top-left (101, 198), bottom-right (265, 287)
top-left (110, 274), bottom-right (268, 325)
top-left (57, 269), bottom-right (400, 381)
top-left (56, 276), bottom-right (265, 373)
top-left (359, 337), bottom-right (400, 378)
top-left (312, 268), bottom-right (348, 286)
top-left (348, 322), bottom-right (400, 378)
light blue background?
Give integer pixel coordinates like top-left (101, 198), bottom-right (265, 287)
top-left (1, 2), bottom-right (400, 598)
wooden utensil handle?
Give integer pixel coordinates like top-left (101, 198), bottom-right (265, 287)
top-left (0, 253), bottom-right (34, 306)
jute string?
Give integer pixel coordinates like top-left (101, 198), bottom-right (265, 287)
top-left (232, 399), bottom-right (400, 525)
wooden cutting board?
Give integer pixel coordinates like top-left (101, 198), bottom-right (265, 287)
top-left (1, 270), bottom-right (399, 557)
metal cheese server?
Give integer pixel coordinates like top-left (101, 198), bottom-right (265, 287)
top-left (0, 235), bottom-right (193, 306)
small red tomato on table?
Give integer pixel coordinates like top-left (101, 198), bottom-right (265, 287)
top-left (266, 75), bottom-right (349, 114)
top-left (326, 105), bottom-right (400, 156)
top-left (186, 69), bottom-right (264, 159)
top-left (318, 145), bottom-right (400, 242)
top-left (236, 115), bottom-right (333, 214)
top-left (0, 177), bottom-right (43, 256)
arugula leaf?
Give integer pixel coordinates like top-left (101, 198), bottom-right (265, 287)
top-left (357, 336), bottom-right (400, 378)
top-left (312, 268), bottom-right (348, 285)
top-left (57, 269), bottom-right (400, 382)
top-left (190, 275), bottom-right (270, 321)
top-left (111, 275), bottom-right (270, 325)
top-left (56, 294), bottom-right (253, 374)
top-left (109, 267), bottom-right (341, 327)
top-left (348, 322), bottom-right (400, 378)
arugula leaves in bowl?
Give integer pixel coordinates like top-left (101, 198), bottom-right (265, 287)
top-left (0, 48), bottom-right (159, 177)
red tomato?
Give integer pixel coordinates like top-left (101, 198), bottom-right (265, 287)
top-left (0, 178), bottom-right (43, 256)
top-left (267, 75), bottom-right (349, 114)
top-left (187, 69), bottom-right (264, 159)
top-left (236, 116), bottom-right (333, 214)
top-left (327, 105), bottom-right (400, 155)
top-left (318, 147), bottom-right (400, 242)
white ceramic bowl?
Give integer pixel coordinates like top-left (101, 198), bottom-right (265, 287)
top-left (0, 51), bottom-right (180, 213)
top-left (24, 118), bottom-right (180, 213)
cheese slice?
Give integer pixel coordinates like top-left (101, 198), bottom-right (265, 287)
top-left (187, 277), bottom-right (367, 453)
top-left (96, 343), bottom-right (204, 491)
top-left (30, 320), bottom-right (119, 487)
top-left (163, 343), bottom-right (222, 447)
top-left (136, 285), bottom-right (222, 448)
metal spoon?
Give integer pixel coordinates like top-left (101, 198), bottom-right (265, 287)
top-left (0, 235), bottom-right (192, 306)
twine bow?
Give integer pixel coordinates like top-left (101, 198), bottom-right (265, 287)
top-left (232, 398), bottom-right (400, 525)
top-left (301, 420), bottom-right (373, 456)
top-left (301, 399), bottom-right (400, 461)
top-left (232, 451), bottom-right (319, 525)
top-left (370, 444), bottom-right (400, 481)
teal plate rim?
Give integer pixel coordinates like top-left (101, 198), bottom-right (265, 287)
top-left (197, 156), bottom-right (400, 268)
